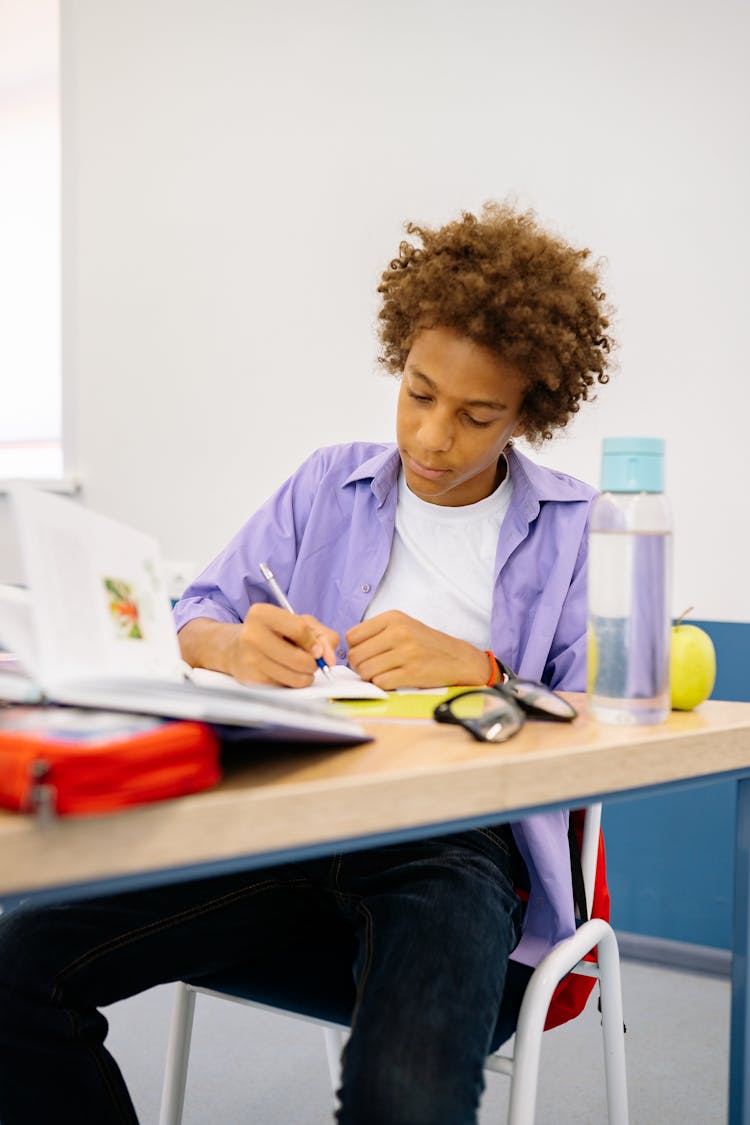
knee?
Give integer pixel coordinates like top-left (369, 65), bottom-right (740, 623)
top-left (0, 903), bottom-right (96, 1053)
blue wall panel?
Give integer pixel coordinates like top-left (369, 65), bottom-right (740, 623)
top-left (603, 620), bottom-right (750, 949)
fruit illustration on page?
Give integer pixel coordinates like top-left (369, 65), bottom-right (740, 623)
top-left (103, 577), bottom-right (144, 639)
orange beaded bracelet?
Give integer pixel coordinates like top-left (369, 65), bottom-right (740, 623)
top-left (484, 650), bottom-right (501, 687)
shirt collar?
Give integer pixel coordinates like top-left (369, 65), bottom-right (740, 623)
top-left (342, 445), bottom-right (401, 506)
top-left (340, 442), bottom-right (594, 510)
top-left (506, 445), bottom-right (595, 505)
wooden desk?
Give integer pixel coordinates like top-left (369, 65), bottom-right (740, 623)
top-left (2, 697), bottom-right (750, 893)
top-left (3, 696), bottom-right (750, 1122)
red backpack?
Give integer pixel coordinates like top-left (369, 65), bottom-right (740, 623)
top-left (543, 808), bottom-right (611, 1030)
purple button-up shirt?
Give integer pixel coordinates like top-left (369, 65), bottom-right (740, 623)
top-left (175, 441), bottom-right (597, 966)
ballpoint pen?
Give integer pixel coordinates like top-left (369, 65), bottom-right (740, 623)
top-left (259, 563), bottom-right (334, 680)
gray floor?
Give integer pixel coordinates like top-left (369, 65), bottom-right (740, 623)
top-left (104, 957), bottom-right (730, 1124)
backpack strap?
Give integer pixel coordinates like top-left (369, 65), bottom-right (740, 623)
top-left (568, 813), bottom-right (589, 923)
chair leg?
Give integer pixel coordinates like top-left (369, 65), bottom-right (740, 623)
top-left (597, 930), bottom-right (629, 1125)
top-left (505, 975), bottom-right (550, 1125)
top-left (323, 1026), bottom-right (346, 1109)
top-left (159, 983), bottom-right (198, 1125)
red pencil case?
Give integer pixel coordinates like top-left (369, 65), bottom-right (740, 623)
top-left (0, 706), bottom-right (221, 816)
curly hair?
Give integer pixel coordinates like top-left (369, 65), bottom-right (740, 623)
top-left (377, 202), bottom-right (614, 443)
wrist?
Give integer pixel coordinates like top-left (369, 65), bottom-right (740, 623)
top-left (179, 618), bottom-right (243, 677)
top-left (448, 641), bottom-right (494, 687)
top-left (222, 626), bottom-right (244, 678)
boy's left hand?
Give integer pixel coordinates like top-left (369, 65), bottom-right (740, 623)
top-left (346, 610), bottom-right (490, 690)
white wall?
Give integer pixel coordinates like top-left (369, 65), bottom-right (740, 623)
top-left (1, 0), bottom-right (748, 623)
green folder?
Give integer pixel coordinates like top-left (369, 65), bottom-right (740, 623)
top-left (331, 685), bottom-right (480, 720)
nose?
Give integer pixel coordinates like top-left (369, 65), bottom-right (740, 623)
top-left (418, 406), bottom-right (454, 452)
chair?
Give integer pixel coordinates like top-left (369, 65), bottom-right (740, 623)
top-left (159, 803), bottom-right (627, 1125)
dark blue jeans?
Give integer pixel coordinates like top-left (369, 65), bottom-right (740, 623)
top-left (0, 829), bottom-right (523, 1125)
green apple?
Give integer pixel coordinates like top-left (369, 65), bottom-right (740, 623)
top-left (670, 609), bottom-right (716, 711)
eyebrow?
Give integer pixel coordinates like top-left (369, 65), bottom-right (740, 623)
top-left (408, 369), bottom-right (510, 412)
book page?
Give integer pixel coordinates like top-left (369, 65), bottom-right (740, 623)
top-left (0, 584), bottom-right (38, 675)
top-left (9, 486), bottom-right (182, 691)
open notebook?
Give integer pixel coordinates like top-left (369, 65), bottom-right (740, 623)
top-left (0, 486), bottom-right (382, 744)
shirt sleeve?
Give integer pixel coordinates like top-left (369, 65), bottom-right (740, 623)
top-left (172, 453), bottom-right (324, 633)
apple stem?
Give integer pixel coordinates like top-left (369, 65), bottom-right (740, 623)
top-left (674, 606), bottom-right (695, 628)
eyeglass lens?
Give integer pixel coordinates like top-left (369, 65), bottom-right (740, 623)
top-left (500, 679), bottom-right (577, 721)
top-left (435, 691), bottom-right (524, 743)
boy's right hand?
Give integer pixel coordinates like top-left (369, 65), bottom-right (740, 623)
top-left (227, 603), bottom-right (338, 688)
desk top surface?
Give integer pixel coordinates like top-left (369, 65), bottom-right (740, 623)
top-left (3, 696), bottom-right (750, 897)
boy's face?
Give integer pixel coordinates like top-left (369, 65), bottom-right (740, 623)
top-left (396, 327), bottom-right (525, 506)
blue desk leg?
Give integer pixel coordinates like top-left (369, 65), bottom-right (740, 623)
top-left (730, 777), bottom-right (750, 1124)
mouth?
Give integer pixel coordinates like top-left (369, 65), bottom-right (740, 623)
top-left (404, 453), bottom-right (451, 480)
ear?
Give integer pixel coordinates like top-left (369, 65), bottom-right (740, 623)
top-left (511, 419), bottom-right (526, 439)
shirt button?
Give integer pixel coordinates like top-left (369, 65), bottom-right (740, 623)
top-left (361, 583), bottom-right (371, 593)
top-left (337, 647), bottom-right (347, 660)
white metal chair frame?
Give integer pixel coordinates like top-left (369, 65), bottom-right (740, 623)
top-left (159, 803), bottom-right (628, 1125)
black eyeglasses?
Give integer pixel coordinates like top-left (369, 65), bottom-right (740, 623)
top-left (433, 672), bottom-right (577, 744)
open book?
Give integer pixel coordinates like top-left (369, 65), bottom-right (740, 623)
top-left (0, 486), bottom-right (382, 744)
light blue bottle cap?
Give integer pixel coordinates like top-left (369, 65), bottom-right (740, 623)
top-left (600, 436), bottom-right (665, 493)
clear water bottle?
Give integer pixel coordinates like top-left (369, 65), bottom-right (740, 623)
top-left (587, 437), bottom-right (672, 725)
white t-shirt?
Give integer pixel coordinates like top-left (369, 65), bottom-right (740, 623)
top-left (363, 458), bottom-right (514, 650)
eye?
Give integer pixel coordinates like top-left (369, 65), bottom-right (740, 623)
top-left (462, 414), bottom-right (495, 428)
top-left (408, 390), bottom-right (432, 404)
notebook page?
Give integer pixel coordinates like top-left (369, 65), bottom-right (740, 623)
top-left (187, 663), bottom-right (387, 701)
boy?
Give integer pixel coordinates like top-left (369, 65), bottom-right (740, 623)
top-left (0, 202), bottom-right (612, 1124)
